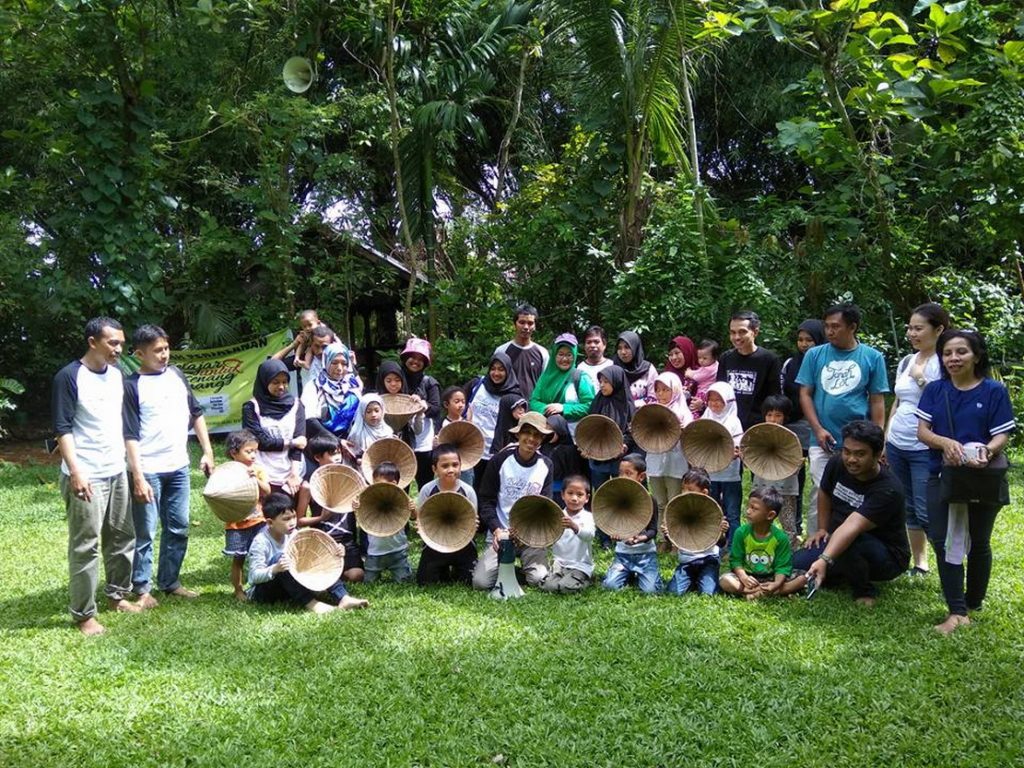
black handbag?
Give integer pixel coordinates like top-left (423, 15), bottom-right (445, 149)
top-left (938, 392), bottom-right (1010, 506)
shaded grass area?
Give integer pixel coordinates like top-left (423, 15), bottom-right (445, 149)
top-left (1, 450), bottom-right (1022, 767)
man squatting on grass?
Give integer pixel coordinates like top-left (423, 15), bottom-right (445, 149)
top-left (52, 317), bottom-right (143, 636)
top-left (793, 420), bottom-right (910, 606)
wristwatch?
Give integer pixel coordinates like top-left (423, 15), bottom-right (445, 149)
top-left (818, 553), bottom-right (835, 567)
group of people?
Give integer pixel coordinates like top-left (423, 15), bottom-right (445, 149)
top-left (53, 300), bottom-right (1015, 636)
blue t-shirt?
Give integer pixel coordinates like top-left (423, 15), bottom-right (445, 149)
top-left (795, 342), bottom-right (889, 447)
top-left (915, 378), bottom-right (1016, 474)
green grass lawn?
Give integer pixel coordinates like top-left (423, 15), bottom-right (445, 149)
top-left (1, 451), bottom-right (1022, 767)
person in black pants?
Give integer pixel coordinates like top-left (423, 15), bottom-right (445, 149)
top-left (415, 445), bottom-right (479, 586)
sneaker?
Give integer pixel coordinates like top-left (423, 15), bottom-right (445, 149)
top-left (907, 566), bottom-right (930, 577)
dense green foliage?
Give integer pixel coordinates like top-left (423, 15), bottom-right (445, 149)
top-left (1, 1), bottom-right (1022, 420)
top-left (1, 450), bottom-right (1023, 765)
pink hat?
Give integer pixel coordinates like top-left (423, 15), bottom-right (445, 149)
top-left (400, 337), bottom-right (432, 366)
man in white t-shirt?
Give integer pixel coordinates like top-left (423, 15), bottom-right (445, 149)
top-left (124, 324), bottom-right (215, 607)
top-left (494, 303), bottom-right (548, 401)
top-left (52, 317), bottom-right (140, 636)
top-left (576, 325), bottom-right (614, 391)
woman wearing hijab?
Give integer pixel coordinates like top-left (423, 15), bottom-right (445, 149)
top-left (615, 330), bottom-right (658, 407)
top-left (242, 358), bottom-right (307, 495)
top-left (780, 319), bottom-right (825, 536)
top-left (530, 333), bottom-right (596, 436)
top-left (584, 365), bottom-right (637, 489)
top-left (301, 342), bottom-right (361, 440)
top-left (399, 338), bottom-right (442, 488)
top-left (664, 335), bottom-right (698, 401)
top-left (466, 351), bottom-right (523, 488)
top-left (374, 360), bottom-right (426, 448)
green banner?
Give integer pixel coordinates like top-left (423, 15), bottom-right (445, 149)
top-left (122, 329), bottom-right (292, 432)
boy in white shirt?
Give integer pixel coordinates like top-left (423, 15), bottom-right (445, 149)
top-left (539, 475), bottom-right (595, 593)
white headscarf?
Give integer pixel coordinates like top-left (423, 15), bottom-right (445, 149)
top-left (700, 381), bottom-right (743, 443)
top-left (346, 393), bottom-right (394, 452)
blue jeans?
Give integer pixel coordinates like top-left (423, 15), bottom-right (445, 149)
top-left (710, 480), bottom-right (742, 545)
top-left (666, 555), bottom-right (720, 596)
top-left (885, 443), bottom-right (930, 532)
top-left (794, 534), bottom-right (905, 599)
top-left (363, 549), bottom-right (413, 583)
top-left (602, 552), bottom-right (662, 593)
top-left (132, 466), bottom-right (191, 594)
top-left (926, 476), bottom-right (1001, 615)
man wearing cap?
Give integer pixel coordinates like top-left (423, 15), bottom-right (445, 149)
top-left (52, 317), bottom-right (142, 636)
top-left (494, 303), bottom-right (548, 401)
top-left (473, 411), bottom-right (554, 591)
top-left (794, 420), bottom-right (908, 606)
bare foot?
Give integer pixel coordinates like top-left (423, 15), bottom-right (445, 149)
top-left (306, 600), bottom-right (335, 615)
top-left (108, 598), bottom-right (144, 614)
top-left (77, 617), bottom-right (106, 636)
top-left (136, 593), bottom-right (160, 610)
top-left (744, 591), bottom-right (760, 601)
top-left (337, 595), bottom-right (369, 611)
top-left (855, 596), bottom-right (877, 608)
top-left (166, 587), bottom-right (199, 599)
top-left (233, 589), bottom-right (249, 603)
top-left (934, 614), bottom-right (970, 635)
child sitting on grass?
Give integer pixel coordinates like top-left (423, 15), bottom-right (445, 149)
top-left (295, 433), bottom-right (365, 583)
top-left (664, 468), bottom-right (728, 596)
top-left (601, 454), bottom-right (662, 594)
top-left (415, 444), bottom-right (479, 586)
top-left (356, 462), bottom-right (416, 583)
top-left (247, 492), bottom-right (368, 613)
top-left (719, 487), bottom-right (802, 599)
top-left (222, 429), bottom-right (271, 601)
top-left (539, 474), bottom-right (595, 593)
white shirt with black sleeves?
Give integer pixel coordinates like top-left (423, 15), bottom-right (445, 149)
top-left (123, 366), bottom-right (204, 474)
top-left (52, 360), bottom-right (126, 479)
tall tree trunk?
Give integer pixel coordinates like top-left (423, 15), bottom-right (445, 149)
top-left (382, 0), bottom-right (418, 334)
top-left (679, 47), bottom-right (706, 261)
top-left (494, 48), bottom-right (530, 206)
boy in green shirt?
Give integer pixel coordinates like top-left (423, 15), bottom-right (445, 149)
top-left (720, 487), bottom-right (803, 599)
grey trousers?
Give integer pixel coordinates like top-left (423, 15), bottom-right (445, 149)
top-left (62, 472), bottom-right (134, 621)
top-left (472, 543), bottom-right (548, 590)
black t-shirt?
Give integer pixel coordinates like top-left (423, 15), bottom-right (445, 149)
top-left (717, 347), bottom-right (782, 430)
top-left (820, 455), bottom-right (909, 565)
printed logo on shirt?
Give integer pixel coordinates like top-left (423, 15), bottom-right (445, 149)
top-left (820, 361), bottom-right (862, 396)
top-left (727, 370), bottom-right (756, 396)
top-left (833, 482), bottom-right (864, 510)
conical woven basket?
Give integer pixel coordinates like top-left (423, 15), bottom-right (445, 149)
top-left (575, 414), bottom-right (624, 461)
top-left (664, 492), bottom-right (724, 552)
top-left (740, 423), bottom-right (803, 481)
top-left (361, 437), bottom-right (417, 488)
top-left (202, 461), bottom-right (260, 523)
top-left (592, 477), bottom-right (653, 540)
top-left (417, 492), bottom-right (478, 553)
top-left (355, 482), bottom-right (411, 537)
top-left (436, 420), bottom-right (486, 469)
top-left (630, 403), bottom-right (682, 453)
top-left (681, 420), bottom-right (735, 473)
top-left (309, 464), bottom-right (366, 514)
top-left (381, 393), bottom-right (423, 430)
top-left (509, 495), bottom-right (564, 548)
top-left (286, 528), bottom-right (344, 592)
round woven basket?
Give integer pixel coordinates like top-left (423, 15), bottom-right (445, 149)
top-left (575, 414), bottom-right (624, 461)
top-left (309, 464), bottom-right (366, 514)
top-left (664, 492), bottom-right (724, 552)
top-left (592, 477), bottom-right (653, 540)
top-left (630, 403), bottom-right (682, 453)
top-left (355, 482), bottom-right (411, 537)
top-left (381, 393), bottom-right (423, 430)
top-left (509, 495), bottom-right (564, 548)
top-left (417, 492), bottom-right (478, 553)
top-left (202, 461), bottom-right (260, 523)
top-left (436, 420), bottom-right (485, 469)
top-left (740, 423), bottom-right (804, 481)
top-left (361, 437), bottom-right (417, 488)
top-left (285, 528), bottom-right (344, 592)
top-left (681, 420), bottom-right (735, 473)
